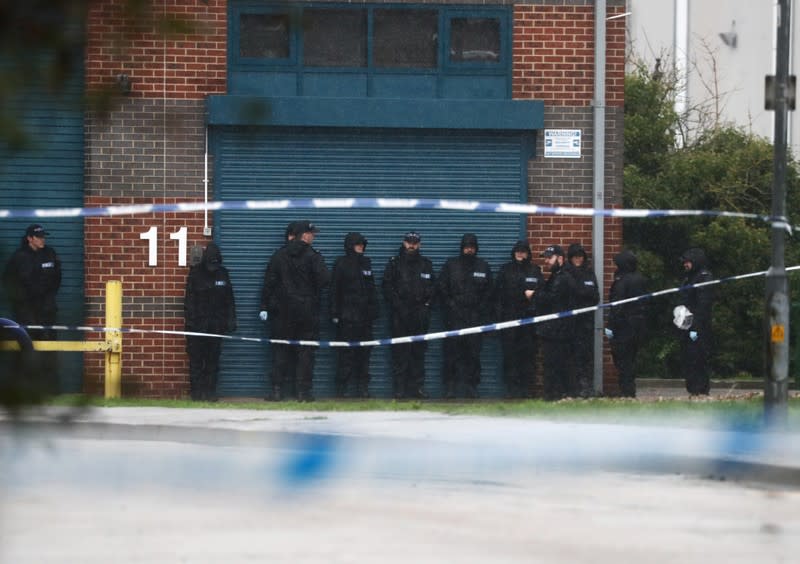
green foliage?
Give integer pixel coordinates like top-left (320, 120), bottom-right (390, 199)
top-left (623, 64), bottom-right (800, 378)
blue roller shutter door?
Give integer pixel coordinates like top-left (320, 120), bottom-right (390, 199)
top-left (0, 68), bottom-right (85, 393)
top-left (215, 127), bottom-right (530, 398)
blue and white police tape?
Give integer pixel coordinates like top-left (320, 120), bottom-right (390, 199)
top-left (0, 197), bottom-right (792, 232)
top-left (6, 264), bottom-right (799, 348)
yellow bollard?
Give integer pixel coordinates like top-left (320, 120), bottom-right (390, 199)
top-left (104, 280), bottom-right (123, 399)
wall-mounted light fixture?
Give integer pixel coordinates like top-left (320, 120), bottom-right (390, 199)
top-left (719, 21), bottom-right (737, 48)
top-left (116, 73), bottom-right (132, 95)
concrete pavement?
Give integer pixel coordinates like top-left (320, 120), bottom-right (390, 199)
top-left (2, 402), bottom-right (800, 563)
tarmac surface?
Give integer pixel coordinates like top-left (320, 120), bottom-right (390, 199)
top-left (1, 389), bottom-right (799, 563)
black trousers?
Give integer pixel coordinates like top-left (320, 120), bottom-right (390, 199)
top-left (611, 338), bottom-right (639, 397)
top-left (681, 333), bottom-right (711, 395)
top-left (541, 338), bottom-right (571, 401)
top-left (571, 327), bottom-right (594, 397)
top-left (13, 308), bottom-right (58, 394)
top-left (335, 321), bottom-right (373, 396)
top-left (275, 311), bottom-right (319, 399)
top-left (187, 335), bottom-right (222, 401)
top-left (390, 310), bottom-right (429, 398)
top-left (442, 333), bottom-right (482, 394)
top-left (501, 326), bottom-right (537, 398)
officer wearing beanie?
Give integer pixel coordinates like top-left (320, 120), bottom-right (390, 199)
top-left (563, 243), bottom-right (600, 398)
top-left (437, 233), bottom-right (493, 399)
top-left (494, 240), bottom-right (543, 398)
top-left (330, 232), bottom-right (379, 398)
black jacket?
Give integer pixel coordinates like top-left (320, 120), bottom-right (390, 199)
top-left (535, 261), bottom-right (574, 339)
top-left (564, 244), bottom-right (600, 332)
top-left (494, 241), bottom-right (543, 321)
top-left (679, 248), bottom-right (713, 335)
top-left (331, 232), bottom-right (379, 324)
top-left (259, 243), bottom-right (286, 315)
top-left (3, 238), bottom-right (61, 322)
top-left (268, 238), bottom-right (331, 320)
top-left (382, 245), bottom-right (435, 312)
top-left (184, 243), bottom-right (237, 334)
top-left (608, 250), bottom-right (647, 342)
top-left (437, 234), bottom-right (493, 328)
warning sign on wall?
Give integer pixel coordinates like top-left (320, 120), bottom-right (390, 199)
top-left (544, 129), bottom-right (582, 158)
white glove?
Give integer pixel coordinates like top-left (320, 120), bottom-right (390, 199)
top-left (689, 330), bottom-right (698, 342)
top-left (259, 310), bottom-right (268, 322)
top-left (604, 328), bottom-right (614, 339)
top-left (331, 318), bottom-right (339, 325)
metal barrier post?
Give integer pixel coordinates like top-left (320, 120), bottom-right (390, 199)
top-left (104, 280), bottom-right (122, 399)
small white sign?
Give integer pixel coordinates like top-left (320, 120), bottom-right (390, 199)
top-left (544, 129), bottom-right (582, 158)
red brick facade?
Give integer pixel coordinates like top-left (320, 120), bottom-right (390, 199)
top-left (82, 0), bottom-right (628, 397)
top-left (84, 1), bottom-right (226, 397)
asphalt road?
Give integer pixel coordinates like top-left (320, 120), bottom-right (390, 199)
top-left (1, 408), bottom-right (799, 563)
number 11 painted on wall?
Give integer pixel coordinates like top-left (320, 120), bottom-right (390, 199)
top-left (139, 226), bottom-right (188, 266)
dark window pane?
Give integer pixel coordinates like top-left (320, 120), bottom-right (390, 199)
top-left (374, 10), bottom-right (438, 68)
top-left (303, 9), bottom-right (367, 67)
top-left (450, 18), bottom-right (500, 63)
top-left (240, 13), bottom-right (289, 59)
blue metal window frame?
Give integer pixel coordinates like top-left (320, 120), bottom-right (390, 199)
top-left (228, 2), bottom-right (511, 79)
top-left (230, 4), bottom-right (299, 68)
top-left (442, 10), bottom-right (509, 73)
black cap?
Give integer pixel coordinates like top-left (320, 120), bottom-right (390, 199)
top-left (404, 231), bottom-right (421, 243)
top-left (26, 224), bottom-right (49, 238)
top-left (540, 244), bottom-right (565, 258)
top-left (292, 220), bottom-right (320, 237)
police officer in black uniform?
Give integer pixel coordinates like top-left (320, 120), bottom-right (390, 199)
top-left (382, 231), bottom-right (435, 400)
top-left (267, 220), bottom-right (330, 402)
top-left (535, 244), bottom-right (573, 401)
top-left (437, 233), bottom-right (493, 399)
top-left (184, 243), bottom-right (237, 401)
top-left (260, 221), bottom-right (299, 400)
top-left (330, 232), bottom-right (379, 398)
top-left (3, 224), bottom-right (62, 392)
top-left (564, 243), bottom-right (600, 398)
top-left (606, 249), bottom-right (647, 397)
top-left (678, 248), bottom-right (713, 395)
top-left (494, 240), bottom-right (543, 398)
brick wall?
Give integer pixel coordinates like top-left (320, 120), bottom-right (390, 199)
top-left (85, 0), bottom-right (227, 100)
top-left (513, 0), bottom-right (627, 394)
top-left (81, 0), bottom-right (628, 397)
top-left (84, 1), bottom-right (225, 396)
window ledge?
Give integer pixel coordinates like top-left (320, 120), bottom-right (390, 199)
top-left (206, 96), bottom-right (544, 130)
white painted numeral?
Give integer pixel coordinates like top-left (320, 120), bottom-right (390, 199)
top-left (170, 227), bottom-right (188, 267)
top-left (139, 226), bottom-right (158, 266)
top-left (139, 226), bottom-right (189, 266)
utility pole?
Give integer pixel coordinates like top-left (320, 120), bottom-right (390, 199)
top-left (764, 0), bottom-right (794, 425)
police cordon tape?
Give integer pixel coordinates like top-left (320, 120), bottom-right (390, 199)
top-left (7, 265), bottom-right (799, 348)
top-left (0, 197), bottom-right (794, 232)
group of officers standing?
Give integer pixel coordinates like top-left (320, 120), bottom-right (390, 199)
top-left (185, 219), bottom-right (662, 403)
top-left (0, 222), bottom-right (712, 403)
